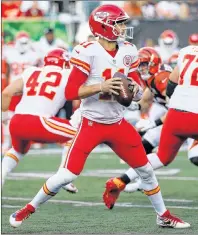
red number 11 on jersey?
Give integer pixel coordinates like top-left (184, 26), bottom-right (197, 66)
top-left (99, 68), bottom-right (124, 101)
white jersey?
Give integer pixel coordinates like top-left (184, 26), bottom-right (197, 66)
top-left (169, 45), bottom-right (198, 113)
top-left (4, 45), bottom-right (41, 82)
top-left (15, 65), bottom-right (71, 117)
top-left (70, 41), bottom-right (140, 124)
top-left (34, 37), bottom-right (68, 59)
top-left (155, 45), bottom-right (179, 63)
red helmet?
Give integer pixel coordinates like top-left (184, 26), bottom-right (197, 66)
top-left (158, 29), bottom-right (178, 49)
top-left (89, 4), bottom-right (133, 41)
top-left (138, 47), bottom-right (162, 80)
top-left (168, 52), bottom-right (179, 69)
top-left (189, 33), bottom-right (198, 45)
top-left (44, 48), bottom-right (70, 69)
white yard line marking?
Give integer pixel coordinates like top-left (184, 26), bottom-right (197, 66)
top-left (157, 176), bottom-right (198, 181)
top-left (2, 197), bottom-right (198, 210)
top-left (27, 146), bottom-right (188, 155)
top-left (164, 199), bottom-right (193, 203)
top-left (7, 171), bottom-right (198, 181)
top-left (2, 205), bottom-right (21, 209)
top-left (28, 146), bottom-right (114, 155)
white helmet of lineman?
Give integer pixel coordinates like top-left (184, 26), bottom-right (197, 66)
top-left (158, 29), bottom-right (179, 50)
top-left (15, 31), bottom-right (31, 54)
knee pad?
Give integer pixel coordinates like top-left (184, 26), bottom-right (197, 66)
top-left (142, 139), bottom-right (155, 154)
top-left (190, 157), bottom-right (198, 166)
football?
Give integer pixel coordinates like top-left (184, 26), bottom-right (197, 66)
top-left (113, 72), bottom-right (134, 107)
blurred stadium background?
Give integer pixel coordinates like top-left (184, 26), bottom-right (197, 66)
top-left (1, 1), bottom-right (198, 234)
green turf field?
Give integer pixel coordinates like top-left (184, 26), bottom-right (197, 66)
top-left (2, 150), bottom-right (198, 234)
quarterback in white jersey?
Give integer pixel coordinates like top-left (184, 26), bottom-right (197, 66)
top-left (70, 40), bottom-right (140, 124)
top-left (9, 4), bottom-right (189, 229)
top-left (2, 48), bottom-right (77, 193)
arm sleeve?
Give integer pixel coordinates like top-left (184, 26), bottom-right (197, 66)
top-left (65, 66), bottom-right (88, 100)
top-left (166, 79), bottom-right (178, 98)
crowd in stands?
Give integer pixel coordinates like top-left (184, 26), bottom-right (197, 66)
top-left (123, 0), bottom-right (198, 19)
top-left (2, 1), bottom-right (198, 20)
top-left (2, 1), bottom-right (59, 18)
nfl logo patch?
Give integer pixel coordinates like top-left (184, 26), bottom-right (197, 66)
top-left (123, 55), bottom-right (132, 67)
top-left (88, 121), bottom-right (93, 126)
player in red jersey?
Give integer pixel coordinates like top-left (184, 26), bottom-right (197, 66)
top-left (9, 4), bottom-right (189, 229)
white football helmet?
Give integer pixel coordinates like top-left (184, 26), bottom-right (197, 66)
top-left (15, 31), bottom-right (31, 54)
top-left (158, 30), bottom-right (179, 50)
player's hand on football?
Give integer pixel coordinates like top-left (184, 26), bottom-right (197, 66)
top-left (128, 79), bottom-right (143, 102)
top-left (128, 80), bottom-right (139, 95)
top-left (101, 77), bottom-right (122, 95)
